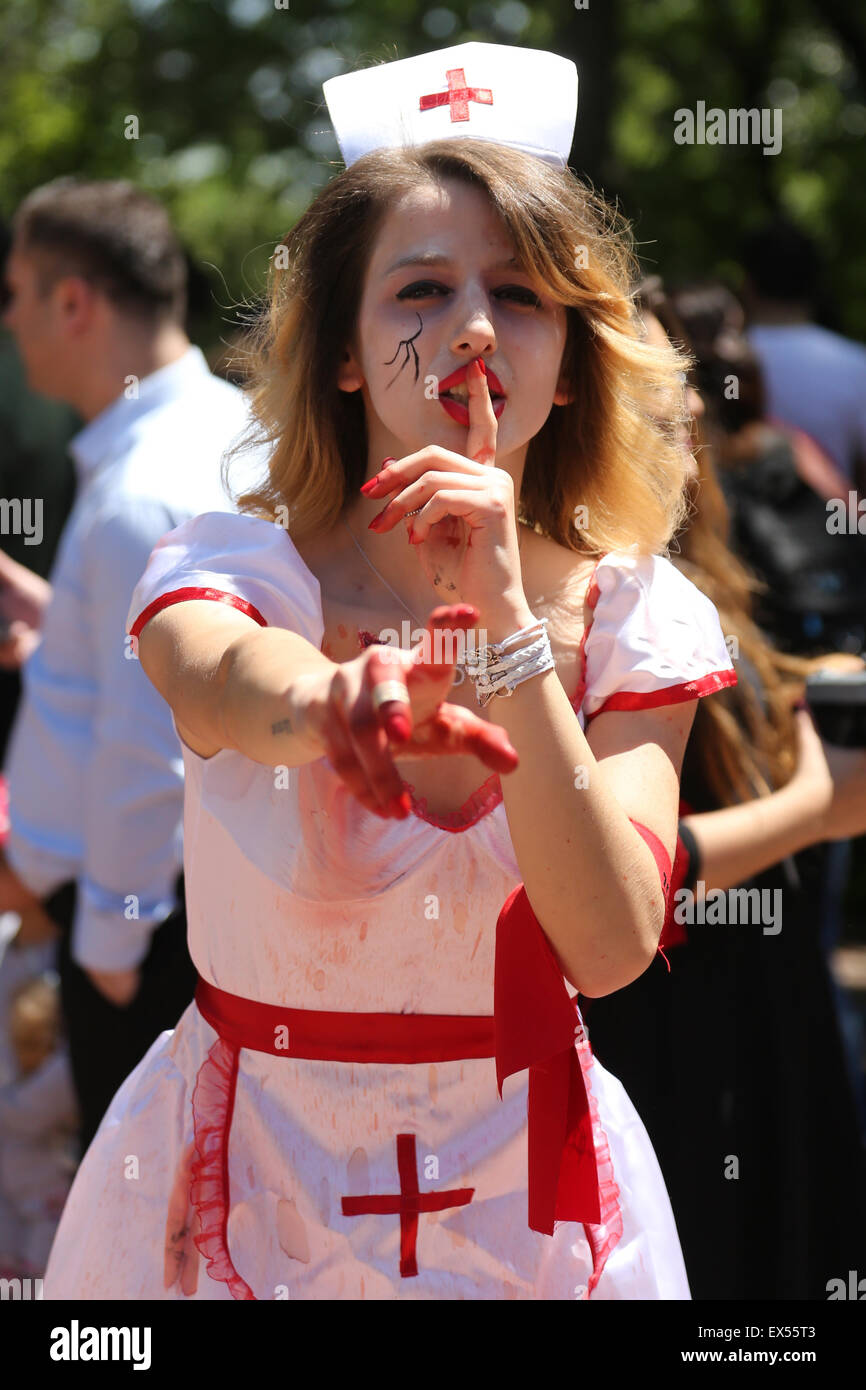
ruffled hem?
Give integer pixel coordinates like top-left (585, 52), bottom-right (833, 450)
top-left (575, 1018), bottom-right (624, 1298)
top-left (189, 1038), bottom-right (256, 1300)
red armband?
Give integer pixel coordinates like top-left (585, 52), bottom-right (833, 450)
top-left (627, 818), bottom-right (679, 969)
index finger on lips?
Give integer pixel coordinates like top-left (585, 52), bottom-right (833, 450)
top-left (466, 357), bottom-right (498, 468)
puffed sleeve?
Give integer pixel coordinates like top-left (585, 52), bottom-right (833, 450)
top-left (125, 510), bottom-right (323, 648)
top-left (581, 550), bottom-right (737, 723)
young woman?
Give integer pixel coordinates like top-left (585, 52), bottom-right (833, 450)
top-left (42, 103), bottom-right (737, 1299)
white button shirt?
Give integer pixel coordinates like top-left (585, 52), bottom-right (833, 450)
top-left (4, 346), bottom-right (265, 971)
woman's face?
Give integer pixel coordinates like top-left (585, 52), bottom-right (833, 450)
top-left (642, 311), bottom-right (703, 481)
top-left (339, 177), bottom-right (572, 474)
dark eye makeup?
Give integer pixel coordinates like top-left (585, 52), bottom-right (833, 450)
top-left (395, 280), bottom-right (543, 308)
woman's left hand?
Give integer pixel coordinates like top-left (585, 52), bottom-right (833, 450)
top-left (363, 357), bottom-right (530, 628)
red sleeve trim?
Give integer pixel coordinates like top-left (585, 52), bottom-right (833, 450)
top-left (128, 587), bottom-right (268, 641)
top-left (585, 667), bottom-right (738, 722)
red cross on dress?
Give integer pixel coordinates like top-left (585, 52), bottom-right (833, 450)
top-left (419, 67), bottom-right (493, 123)
top-left (341, 1133), bottom-right (474, 1277)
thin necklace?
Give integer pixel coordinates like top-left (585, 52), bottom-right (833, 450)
top-left (340, 514), bottom-right (525, 667)
top-left (341, 516), bottom-right (426, 628)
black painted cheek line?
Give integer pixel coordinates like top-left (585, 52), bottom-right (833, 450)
top-left (383, 312), bottom-right (423, 387)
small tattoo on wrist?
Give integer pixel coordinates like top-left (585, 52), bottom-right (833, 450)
top-left (271, 718), bottom-right (293, 736)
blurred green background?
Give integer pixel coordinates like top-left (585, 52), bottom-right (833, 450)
top-left (3, 0), bottom-right (864, 351)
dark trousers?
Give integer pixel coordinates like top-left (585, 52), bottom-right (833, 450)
top-left (45, 873), bottom-right (195, 1157)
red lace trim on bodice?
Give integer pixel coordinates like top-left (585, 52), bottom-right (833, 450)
top-left (403, 770), bottom-right (503, 832)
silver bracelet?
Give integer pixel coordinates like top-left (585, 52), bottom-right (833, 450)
top-left (464, 617), bottom-right (555, 707)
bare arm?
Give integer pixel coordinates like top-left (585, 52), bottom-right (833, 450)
top-left (681, 784), bottom-right (821, 893)
top-left (136, 601), bottom-right (336, 766)
top-left (487, 598), bottom-right (695, 999)
top-left (136, 600), bottom-right (519, 825)
top-left (682, 706), bottom-right (866, 892)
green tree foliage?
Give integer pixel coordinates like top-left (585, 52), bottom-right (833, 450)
top-left (1, 0), bottom-right (863, 341)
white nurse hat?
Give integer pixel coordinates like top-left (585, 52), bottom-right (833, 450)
top-left (322, 41), bottom-right (578, 171)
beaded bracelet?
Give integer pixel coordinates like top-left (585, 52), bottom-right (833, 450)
top-left (463, 617), bottom-right (555, 708)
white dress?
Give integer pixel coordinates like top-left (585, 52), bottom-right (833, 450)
top-left (43, 511), bottom-right (737, 1301)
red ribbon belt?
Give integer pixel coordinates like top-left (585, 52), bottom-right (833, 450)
top-left (194, 977), bottom-right (495, 1063)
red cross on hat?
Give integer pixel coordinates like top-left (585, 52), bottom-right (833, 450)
top-left (418, 67), bottom-right (494, 123)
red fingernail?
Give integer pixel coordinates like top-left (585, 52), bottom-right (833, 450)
top-left (360, 478), bottom-right (379, 495)
top-left (382, 456), bottom-right (396, 465)
top-left (385, 712), bottom-right (411, 743)
top-left (368, 509), bottom-right (387, 529)
top-left (474, 357), bottom-right (487, 377)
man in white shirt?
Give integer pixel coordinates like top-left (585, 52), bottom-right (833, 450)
top-left (743, 220), bottom-right (866, 490)
top-left (0, 179), bottom-right (258, 1148)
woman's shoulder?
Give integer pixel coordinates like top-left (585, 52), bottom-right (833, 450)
top-left (149, 509), bottom-right (318, 584)
top-left (523, 530), bottom-right (717, 617)
top-left (164, 508), bottom-right (290, 550)
top-left (126, 508), bottom-right (323, 643)
top-left (521, 526), bottom-right (600, 615)
top-left (579, 547), bottom-right (738, 719)
top-left (589, 547), bottom-right (720, 608)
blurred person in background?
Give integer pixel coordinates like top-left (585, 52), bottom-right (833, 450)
top-left (670, 279), bottom-right (866, 659)
top-left (581, 278), bottom-right (866, 1300)
top-left (742, 218), bottom-right (866, 496)
top-left (0, 221), bottom-right (78, 762)
top-left (671, 278), bottom-right (866, 1100)
top-left (0, 178), bottom-right (262, 1154)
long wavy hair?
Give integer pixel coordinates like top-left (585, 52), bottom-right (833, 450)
top-left (637, 277), bottom-right (814, 807)
top-left (226, 138), bottom-right (692, 557)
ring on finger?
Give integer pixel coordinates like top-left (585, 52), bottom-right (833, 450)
top-left (371, 679), bottom-right (410, 711)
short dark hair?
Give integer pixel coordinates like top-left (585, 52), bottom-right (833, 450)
top-left (12, 178), bottom-right (187, 323)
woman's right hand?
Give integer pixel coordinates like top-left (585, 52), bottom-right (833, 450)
top-left (789, 706), bottom-right (866, 843)
top-left (0, 550), bottom-right (52, 669)
top-left (286, 603), bottom-right (519, 819)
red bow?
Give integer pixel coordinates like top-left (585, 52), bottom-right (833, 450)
top-left (494, 883), bottom-right (601, 1233)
